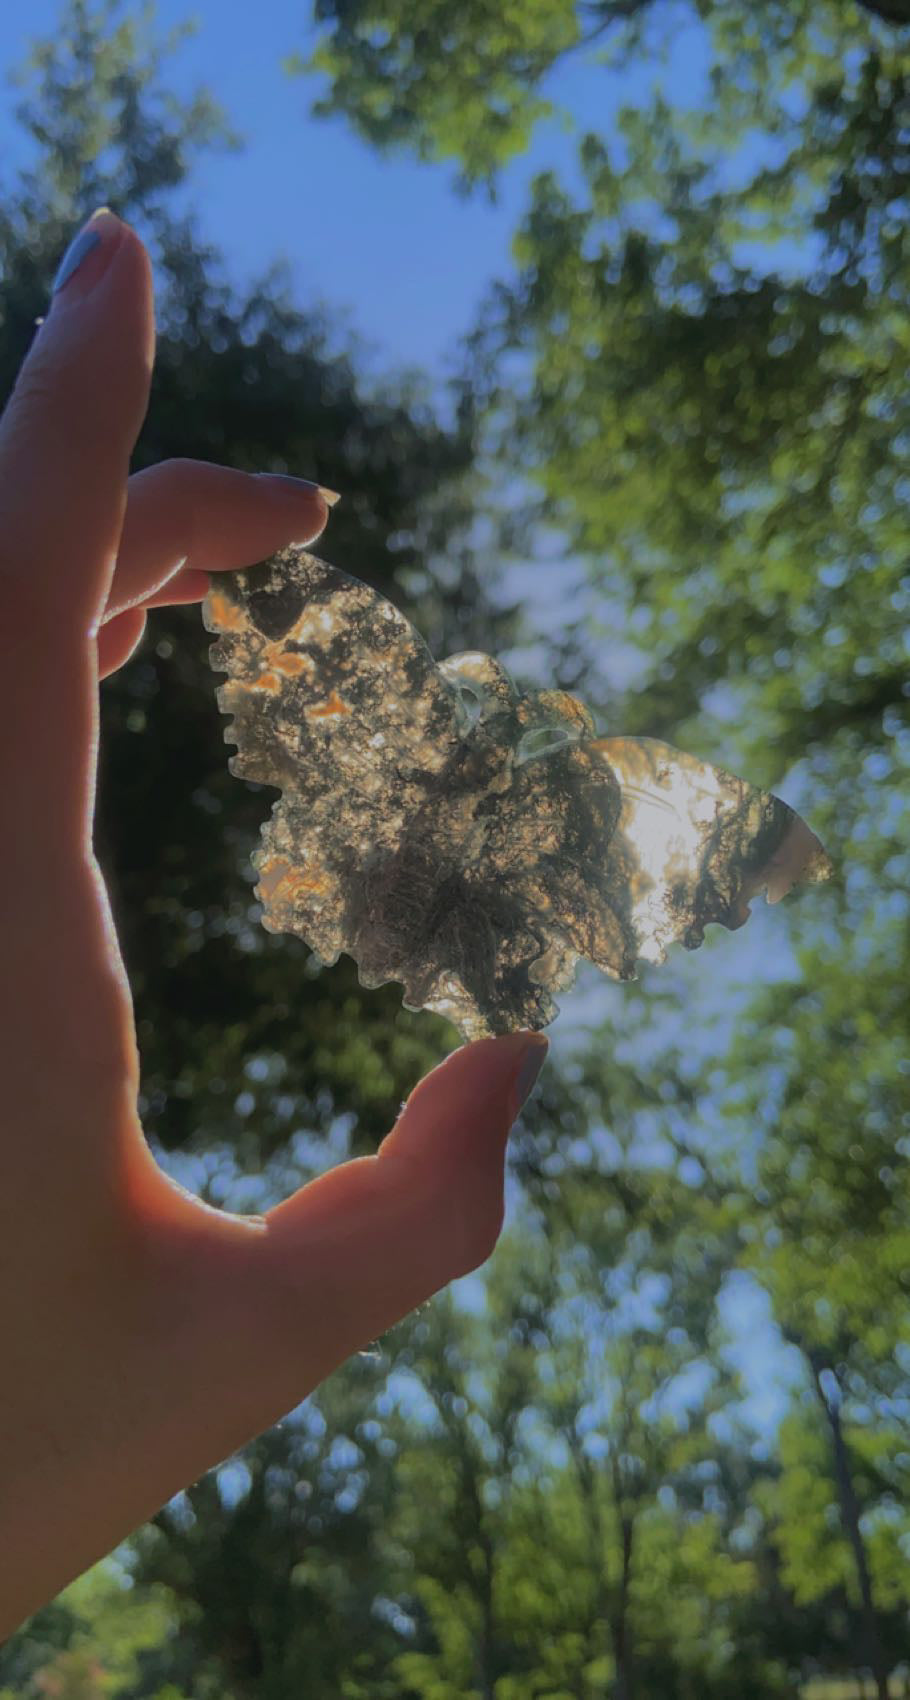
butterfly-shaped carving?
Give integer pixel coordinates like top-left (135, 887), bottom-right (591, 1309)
top-left (204, 547), bottom-right (832, 1040)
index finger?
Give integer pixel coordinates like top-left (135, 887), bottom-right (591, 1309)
top-left (0, 210), bottom-right (153, 628)
top-left (0, 210), bottom-right (154, 856)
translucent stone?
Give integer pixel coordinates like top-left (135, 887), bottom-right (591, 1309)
top-left (205, 547), bottom-right (833, 1039)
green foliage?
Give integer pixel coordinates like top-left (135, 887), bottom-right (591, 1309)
top-left (6, 0), bottom-right (236, 233)
top-left (302, 0), bottom-right (907, 188)
top-left (309, 2), bottom-right (910, 771)
top-left (299, 0), bottom-right (584, 184)
top-left (308, 0), bottom-right (910, 1692)
top-left (128, 1368), bottom-right (410, 1698)
top-left (0, 1564), bottom-right (179, 1700)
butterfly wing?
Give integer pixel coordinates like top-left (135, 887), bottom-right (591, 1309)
top-left (205, 547), bottom-right (462, 970)
top-left (584, 735), bottom-right (833, 973)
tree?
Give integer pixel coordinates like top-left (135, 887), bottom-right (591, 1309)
top-left (0, 1563), bottom-right (178, 1700)
top-left (308, 0), bottom-right (910, 762)
top-left (301, 1), bottom-right (910, 186)
top-left (372, 1195), bottom-right (788, 1700)
top-left (128, 1362), bottom-right (410, 1700)
top-left (729, 820), bottom-right (910, 1700)
top-left (312, 4), bottom-right (910, 1689)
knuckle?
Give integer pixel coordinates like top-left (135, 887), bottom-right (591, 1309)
top-left (130, 456), bottom-right (196, 508)
top-left (145, 456), bottom-right (198, 491)
top-left (130, 456), bottom-right (205, 552)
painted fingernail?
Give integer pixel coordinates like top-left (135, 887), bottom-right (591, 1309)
top-left (510, 1035), bottom-right (548, 1119)
top-left (51, 208), bottom-right (120, 300)
top-left (256, 473), bottom-right (342, 507)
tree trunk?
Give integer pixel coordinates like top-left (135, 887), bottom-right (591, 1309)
top-left (567, 1430), bottom-right (639, 1700)
top-left (479, 1539), bottom-right (496, 1700)
top-left (610, 1502), bottom-right (635, 1700)
top-left (809, 1357), bottom-right (890, 1700)
top-left (567, 1434), bottom-right (613, 1696)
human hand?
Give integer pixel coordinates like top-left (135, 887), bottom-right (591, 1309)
top-left (0, 210), bottom-right (547, 1635)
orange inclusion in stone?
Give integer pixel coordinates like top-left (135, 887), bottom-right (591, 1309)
top-left (208, 591), bottom-right (244, 630)
top-left (310, 690), bottom-right (349, 717)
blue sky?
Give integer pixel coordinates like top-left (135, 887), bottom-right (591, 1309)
top-left (0, 0), bottom-right (708, 374)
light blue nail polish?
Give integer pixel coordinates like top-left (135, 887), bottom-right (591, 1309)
top-left (52, 227), bottom-right (102, 294)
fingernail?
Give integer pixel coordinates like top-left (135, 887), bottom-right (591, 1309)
top-left (51, 208), bottom-right (120, 300)
top-left (256, 473), bottom-right (341, 508)
top-left (510, 1035), bottom-right (548, 1119)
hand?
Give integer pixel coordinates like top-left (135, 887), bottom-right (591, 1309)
top-left (0, 210), bottom-right (547, 1635)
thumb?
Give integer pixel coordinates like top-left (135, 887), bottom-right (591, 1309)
top-left (226, 1033), bottom-right (548, 1423)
